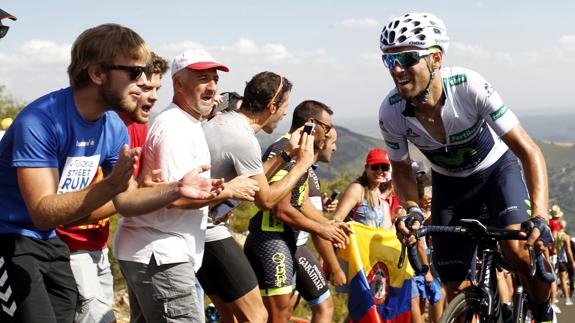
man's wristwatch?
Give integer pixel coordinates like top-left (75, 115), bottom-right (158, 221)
top-left (279, 150), bottom-right (291, 162)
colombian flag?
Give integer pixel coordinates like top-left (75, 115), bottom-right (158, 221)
top-left (338, 222), bottom-right (413, 323)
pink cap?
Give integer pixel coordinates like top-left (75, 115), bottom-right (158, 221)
top-left (171, 49), bottom-right (229, 76)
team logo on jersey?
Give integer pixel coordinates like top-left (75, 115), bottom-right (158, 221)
top-left (444, 74), bottom-right (468, 88)
top-left (490, 105), bottom-right (508, 122)
top-left (388, 93), bottom-right (402, 105)
top-left (385, 140), bottom-right (400, 150)
top-left (367, 262), bottom-right (390, 305)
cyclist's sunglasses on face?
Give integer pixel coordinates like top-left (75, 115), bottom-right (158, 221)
top-left (107, 65), bottom-right (148, 81)
top-left (369, 163), bottom-right (390, 172)
top-left (382, 49), bottom-right (434, 70)
top-left (0, 25), bottom-right (9, 39)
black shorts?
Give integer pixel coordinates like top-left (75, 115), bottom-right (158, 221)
top-left (196, 237), bottom-right (258, 303)
top-left (558, 261), bottom-right (569, 273)
top-left (244, 230), bottom-right (297, 296)
top-left (0, 234), bottom-right (78, 323)
top-left (431, 151), bottom-right (531, 282)
top-left (294, 245), bottom-right (330, 305)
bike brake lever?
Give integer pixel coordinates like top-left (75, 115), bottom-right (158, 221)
top-left (528, 246), bottom-right (536, 277)
top-left (398, 238), bottom-right (406, 269)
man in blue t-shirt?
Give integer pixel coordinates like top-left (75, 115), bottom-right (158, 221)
top-left (0, 24), bottom-right (224, 323)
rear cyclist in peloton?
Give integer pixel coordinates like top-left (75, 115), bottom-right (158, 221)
top-left (378, 12), bottom-right (554, 323)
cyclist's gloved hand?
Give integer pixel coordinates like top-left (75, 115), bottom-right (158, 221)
top-left (405, 206), bottom-right (425, 227)
top-left (395, 206), bottom-right (424, 245)
top-left (521, 216), bottom-right (553, 248)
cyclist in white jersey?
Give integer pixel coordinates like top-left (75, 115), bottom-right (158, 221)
top-left (378, 12), bottom-right (554, 323)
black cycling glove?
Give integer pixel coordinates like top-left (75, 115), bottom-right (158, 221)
top-left (395, 206), bottom-right (425, 231)
top-left (521, 217), bottom-right (553, 247)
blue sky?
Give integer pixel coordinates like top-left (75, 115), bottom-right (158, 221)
top-left (1, 1), bottom-right (574, 119)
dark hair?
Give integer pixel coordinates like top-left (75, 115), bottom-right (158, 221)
top-left (289, 100), bottom-right (333, 132)
top-left (241, 71), bottom-right (292, 112)
top-left (149, 52), bottom-right (169, 76)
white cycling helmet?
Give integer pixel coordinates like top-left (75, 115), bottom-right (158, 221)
top-left (380, 13), bottom-right (449, 53)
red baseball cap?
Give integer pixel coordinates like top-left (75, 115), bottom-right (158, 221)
top-left (365, 148), bottom-right (390, 166)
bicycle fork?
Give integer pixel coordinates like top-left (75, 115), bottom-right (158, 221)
top-left (477, 248), bottom-right (503, 323)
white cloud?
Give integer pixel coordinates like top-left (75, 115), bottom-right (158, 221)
top-left (156, 40), bottom-right (204, 57)
top-left (337, 18), bottom-right (380, 30)
top-left (0, 40), bottom-right (70, 66)
top-left (359, 53), bottom-right (382, 67)
top-left (559, 35), bottom-right (575, 51)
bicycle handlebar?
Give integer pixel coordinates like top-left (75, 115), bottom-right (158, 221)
top-left (397, 221), bottom-right (554, 282)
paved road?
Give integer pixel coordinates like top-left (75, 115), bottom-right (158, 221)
top-left (555, 300), bottom-right (574, 322)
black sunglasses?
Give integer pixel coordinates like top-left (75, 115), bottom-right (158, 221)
top-left (313, 118), bottom-right (333, 134)
top-left (0, 25), bottom-right (9, 39)
top-left (106, 65), bottom-right (148, 81)
top-left (369, 164), bottom-right (390, 172)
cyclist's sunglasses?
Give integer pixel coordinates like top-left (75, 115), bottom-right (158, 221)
top-left (106, 65), bottom-right (148, 81)
top-left (382, 49), bottom-right (434, 70)
top-left (369, 164), bottom-right (390, 172)
top-left (0, 25), bottom-right (9, 39)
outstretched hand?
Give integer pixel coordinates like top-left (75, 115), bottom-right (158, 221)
top-left (178, 165), bottom-right (225, 200)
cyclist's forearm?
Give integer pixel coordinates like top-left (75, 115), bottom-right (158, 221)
top-left (503, 125), bottom-right (549, 217)
top-left (390, 160), bottom-right (419, 207)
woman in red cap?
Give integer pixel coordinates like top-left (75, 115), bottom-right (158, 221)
top-left (333, 148), bottom-right (401, 228)
top-left (330, 148), bottom-right (402, 322)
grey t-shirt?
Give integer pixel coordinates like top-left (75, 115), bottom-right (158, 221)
top-left (203, 111), bottom-right (264, 241)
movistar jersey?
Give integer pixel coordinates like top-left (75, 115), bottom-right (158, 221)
top-left (378, 67), bottom-right (519, 177)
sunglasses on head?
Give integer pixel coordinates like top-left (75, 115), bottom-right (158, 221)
top-left (369, 164), bottom-right (390, 172)
top-left (382, 49), bottom-right (434, 70)
top-left (107, 64), bottom-right (149, 81)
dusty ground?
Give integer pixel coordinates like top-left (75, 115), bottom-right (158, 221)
top-left (112, 289), bottom-right (130, 323)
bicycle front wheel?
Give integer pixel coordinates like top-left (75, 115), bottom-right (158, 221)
top-left (440, 289), bottom-right (504, 323)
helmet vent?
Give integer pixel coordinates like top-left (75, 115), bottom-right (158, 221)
top-left (400, 27), bottom-right (407, 33)
top-left (389, 31), bottom-right (396, 43)
top-left (433, 28), bottom-right (442, 34)
top-left (417, 34), bottom-right (426, 40)
top-left (393, 20), bottom-right (400, 28)
top-left (413, 21), bottom-right (421, 27)
top-left (414, 27), bottom-right (423, 34)
top-left (403, 18), bottom-right (412, 23)
top-left (397, 35), bottom-right (407, 43)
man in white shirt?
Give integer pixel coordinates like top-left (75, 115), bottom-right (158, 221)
top-left (114, 49), bottom-right (258, 323)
